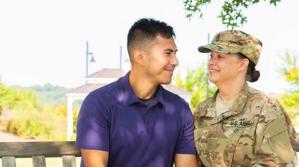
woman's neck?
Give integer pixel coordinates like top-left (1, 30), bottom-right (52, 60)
top-left (216, 79), bottom-right (246, 102)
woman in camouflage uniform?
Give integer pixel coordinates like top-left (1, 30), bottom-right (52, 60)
top-left (194, 30), bottom-right (297, 167)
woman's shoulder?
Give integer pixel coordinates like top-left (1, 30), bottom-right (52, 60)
top-left (197, 97), bottom-right (215, 108)
top-left (247, 87), bottom-right (267, 99)
top-left (247, 87), bottom-right (281, 105)
top-left (193, 97), bottom-right (215, 117)
top-left (247, 87), bottom-right (285, 119)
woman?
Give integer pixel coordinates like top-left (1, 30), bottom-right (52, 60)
top-left (194, 30), bottom-right (297, 166)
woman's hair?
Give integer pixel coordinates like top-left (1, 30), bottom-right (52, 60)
top-left (238, 53), bottom-right (260, 82)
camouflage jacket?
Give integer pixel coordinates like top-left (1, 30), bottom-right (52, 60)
top-left (194, 85), bottom-right (296, 167)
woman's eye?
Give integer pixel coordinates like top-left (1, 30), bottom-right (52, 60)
top-left (218, 54), bottom-right (225, 59)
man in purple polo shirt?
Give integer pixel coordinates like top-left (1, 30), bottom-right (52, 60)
top-left (76, 18), bottom-right (198, 167)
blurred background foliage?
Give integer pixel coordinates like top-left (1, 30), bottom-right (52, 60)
top-left (279, 52), bottom-right (299, 124)
top-left (175, 64), bottom-right (216, 109)
top-left (0, 83), bottom-right (79, 140)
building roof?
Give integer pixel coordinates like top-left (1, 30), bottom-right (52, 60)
top-left (67, 83), bottom-right (105, 94)
top-left (88, 68), bottom-right (126, 78)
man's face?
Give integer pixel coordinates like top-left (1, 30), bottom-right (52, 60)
top-left (142, 35), bottom-right (178, 85)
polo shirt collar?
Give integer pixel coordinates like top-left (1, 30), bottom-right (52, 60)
top-left (155, 85), bottom-right (166, 106)
top-left (120, 72), bottom-right (165, 106)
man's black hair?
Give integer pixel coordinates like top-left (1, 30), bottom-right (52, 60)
top-left (127, 18), bottom-right (175, 56)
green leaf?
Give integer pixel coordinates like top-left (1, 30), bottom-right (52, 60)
top-left (182, 0), bottom-right (282, 29)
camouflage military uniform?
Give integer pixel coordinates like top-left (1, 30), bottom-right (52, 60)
top-left (194, 85), bottom-right (296, 167)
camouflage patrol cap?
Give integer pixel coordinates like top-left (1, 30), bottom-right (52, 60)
top-left (198, 30), bottom-right (262, 64)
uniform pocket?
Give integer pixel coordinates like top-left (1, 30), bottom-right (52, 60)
top-left (263, 119), bottom-right (294, 163)
top-left (268, 130), bottom-right (294, 162)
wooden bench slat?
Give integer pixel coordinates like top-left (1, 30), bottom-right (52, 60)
top-left (2, 156), bottom-right (16, 167)
top-left (0, 141), bottom-right (80, 158)
top-left (32, 156), bottom-right (46, 167)
top-left (62, 155), bottom-right (76, 167)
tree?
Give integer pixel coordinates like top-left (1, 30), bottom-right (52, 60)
top-left (0, 83), bottom-right (37, 111)
top-left (183, 0), bottom-right (281, 29)
top-left (30, 83), bottom-right (68, 105)
top-left (279, 52), bottom-right (299, 122)
top-left (281, 53), bottom-right (299, 86)
top-left (175, 64), bottom-right (216, 110)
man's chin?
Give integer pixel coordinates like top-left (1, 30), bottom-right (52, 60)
top-left (160, 79), bottom-right (172, 85)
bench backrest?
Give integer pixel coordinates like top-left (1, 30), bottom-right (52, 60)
top-left (1, 140), bottom-right (298, 167)
top-left (0, 141), bottom-right (81, 167)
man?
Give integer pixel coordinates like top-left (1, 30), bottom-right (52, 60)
top-left (76, 18), bottom-right (198, 167)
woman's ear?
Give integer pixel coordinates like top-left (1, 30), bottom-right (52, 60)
top-left (239, 58), bottom-right (249, 72)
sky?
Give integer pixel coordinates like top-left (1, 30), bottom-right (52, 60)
top-left (0, 0), bottom-right (298, 93)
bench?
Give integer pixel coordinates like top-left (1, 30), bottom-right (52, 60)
top-left (0, 140), bottom-right (298, 167)
top-left (0, 141), bottom-right (81, 167)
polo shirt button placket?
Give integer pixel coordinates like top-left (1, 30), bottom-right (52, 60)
top-left (144, 106), bottom-right (156, 133)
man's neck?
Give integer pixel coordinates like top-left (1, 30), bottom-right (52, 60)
top-left (129, 69), bottom-right (158, 100)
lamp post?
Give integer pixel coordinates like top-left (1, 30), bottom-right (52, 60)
top-left (85, 41), bottom-right (95, 77)
top-left (66, 41), bottom-right (96, 140)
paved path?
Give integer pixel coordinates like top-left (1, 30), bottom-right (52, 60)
top-left (0, 131), bottom-right (29, 142)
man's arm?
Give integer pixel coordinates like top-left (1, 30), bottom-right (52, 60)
top-left (76, 94), bottom-right (111, 166)
top-left (81, 149), bottom-right (109, 167)
top-left (174, 102), bottom-right (199, 167)
top-left (175, 154), bottom-right (199, 167)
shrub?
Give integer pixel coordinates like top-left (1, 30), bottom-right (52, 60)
top-left (7, 105), bottom-right (69, 140)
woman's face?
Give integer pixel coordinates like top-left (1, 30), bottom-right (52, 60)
top-left (208, 51), bottom-right (247, 84)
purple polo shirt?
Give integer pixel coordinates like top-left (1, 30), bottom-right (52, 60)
top-left (76, 72), bottom-right (196, 167)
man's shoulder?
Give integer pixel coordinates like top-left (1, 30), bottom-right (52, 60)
top-left (88, 79), bottom-right (121, 100)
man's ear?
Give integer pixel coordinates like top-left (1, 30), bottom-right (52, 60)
top-left (132, 48), bottom-right (147, 66)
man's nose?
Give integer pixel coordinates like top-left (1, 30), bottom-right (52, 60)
top-left (171, 55), bottom-right (179, 66)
